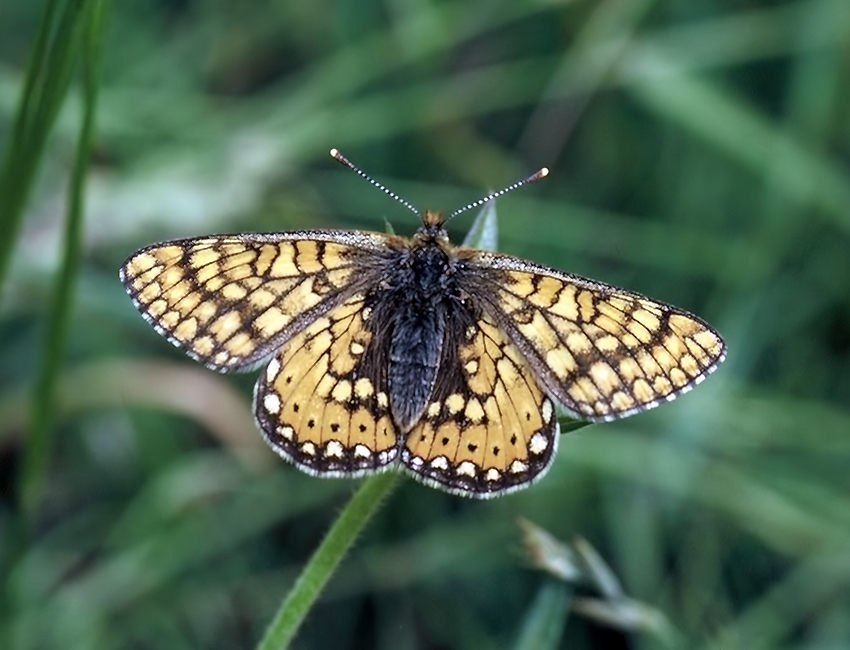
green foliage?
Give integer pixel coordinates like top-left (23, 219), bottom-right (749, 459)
top-left (2, 0), bottom-right (849, 648)
top-left (22, 0), bottom-right (111, 515)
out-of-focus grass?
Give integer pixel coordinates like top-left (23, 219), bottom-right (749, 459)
top-left (22, 0), bottom-right (110, 515)
top-left (1, 0), bottom-right (849, 648)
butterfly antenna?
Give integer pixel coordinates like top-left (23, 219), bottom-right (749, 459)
top-left (330, 149), bottom-right (420, 217)
top-left (447, 167), bottom-right (549, 222)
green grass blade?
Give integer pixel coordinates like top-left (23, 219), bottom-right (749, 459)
top-left (20, 0), bottom-right (111, 513)
top-left (629, 53), bottom-right (850, 236)
top-left (511, 581), bottom-right (572, 650)
top-left (0, 0), bottom-right (66, 298)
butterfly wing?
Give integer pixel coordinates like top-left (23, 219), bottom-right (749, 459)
top-left (254, 292), bottom-right (399, 476)
top-left (401, 311), bottom-right (558, 498)
top-left (469, 252), bottom-right (726, 421)
top-left (119, 231), bottom-right (396, 372)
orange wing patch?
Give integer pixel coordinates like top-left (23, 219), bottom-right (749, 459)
top-left (401, 313), bottom-right (558, 497)
top-left (254, 293), bottom-right (399, 476)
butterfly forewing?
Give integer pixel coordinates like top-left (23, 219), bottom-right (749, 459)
top-left (471, 252), bottom-right (726, 421)
top-left (119, 231), bottom-right (394, 372)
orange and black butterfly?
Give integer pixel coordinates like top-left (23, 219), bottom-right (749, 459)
top-left (120, 150), bottom-right (725, 498)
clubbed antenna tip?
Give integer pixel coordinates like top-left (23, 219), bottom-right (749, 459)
top-left (448, 167), bottom-right (549, 221)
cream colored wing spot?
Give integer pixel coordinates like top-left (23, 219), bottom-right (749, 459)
top-left (401, 313), bottom-right (558, 498)
top-left (254, 294), bottom-right (399, 477)
top-left (120, 233), bottom-right (389, 372)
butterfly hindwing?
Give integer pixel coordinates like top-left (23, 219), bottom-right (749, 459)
top-left (401, 311), bottom-right (559, 498)
top-left (471, 252), bottom-right (726, 421)
top-left (119, 231), bottom-right (395, 372)
top-left (254, 292), bottom-right (399, 476)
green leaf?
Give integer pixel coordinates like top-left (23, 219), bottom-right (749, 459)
top-left (461, 199), bottom-right (499, 251)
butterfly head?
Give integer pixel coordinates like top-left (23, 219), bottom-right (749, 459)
top-left (415, 209), bottom-right (450, 244)
top-left (423, 209), bottom-right (444, 227)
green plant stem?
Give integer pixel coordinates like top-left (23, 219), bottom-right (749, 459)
top-left (0, 0), bottom-right (83, 299)
top-left (255, 473), bottom-right (399, 650)
top-left (21, 0), bottom-right (110, 513)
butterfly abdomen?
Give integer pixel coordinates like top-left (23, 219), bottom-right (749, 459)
top-left (388, 304), bottom-right (445, 431)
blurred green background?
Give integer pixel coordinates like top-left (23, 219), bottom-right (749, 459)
top-left (2, 0), bottom-right (850, 648)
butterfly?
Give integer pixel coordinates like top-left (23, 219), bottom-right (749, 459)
top-left (119, 150), bottom-right (726, 498)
